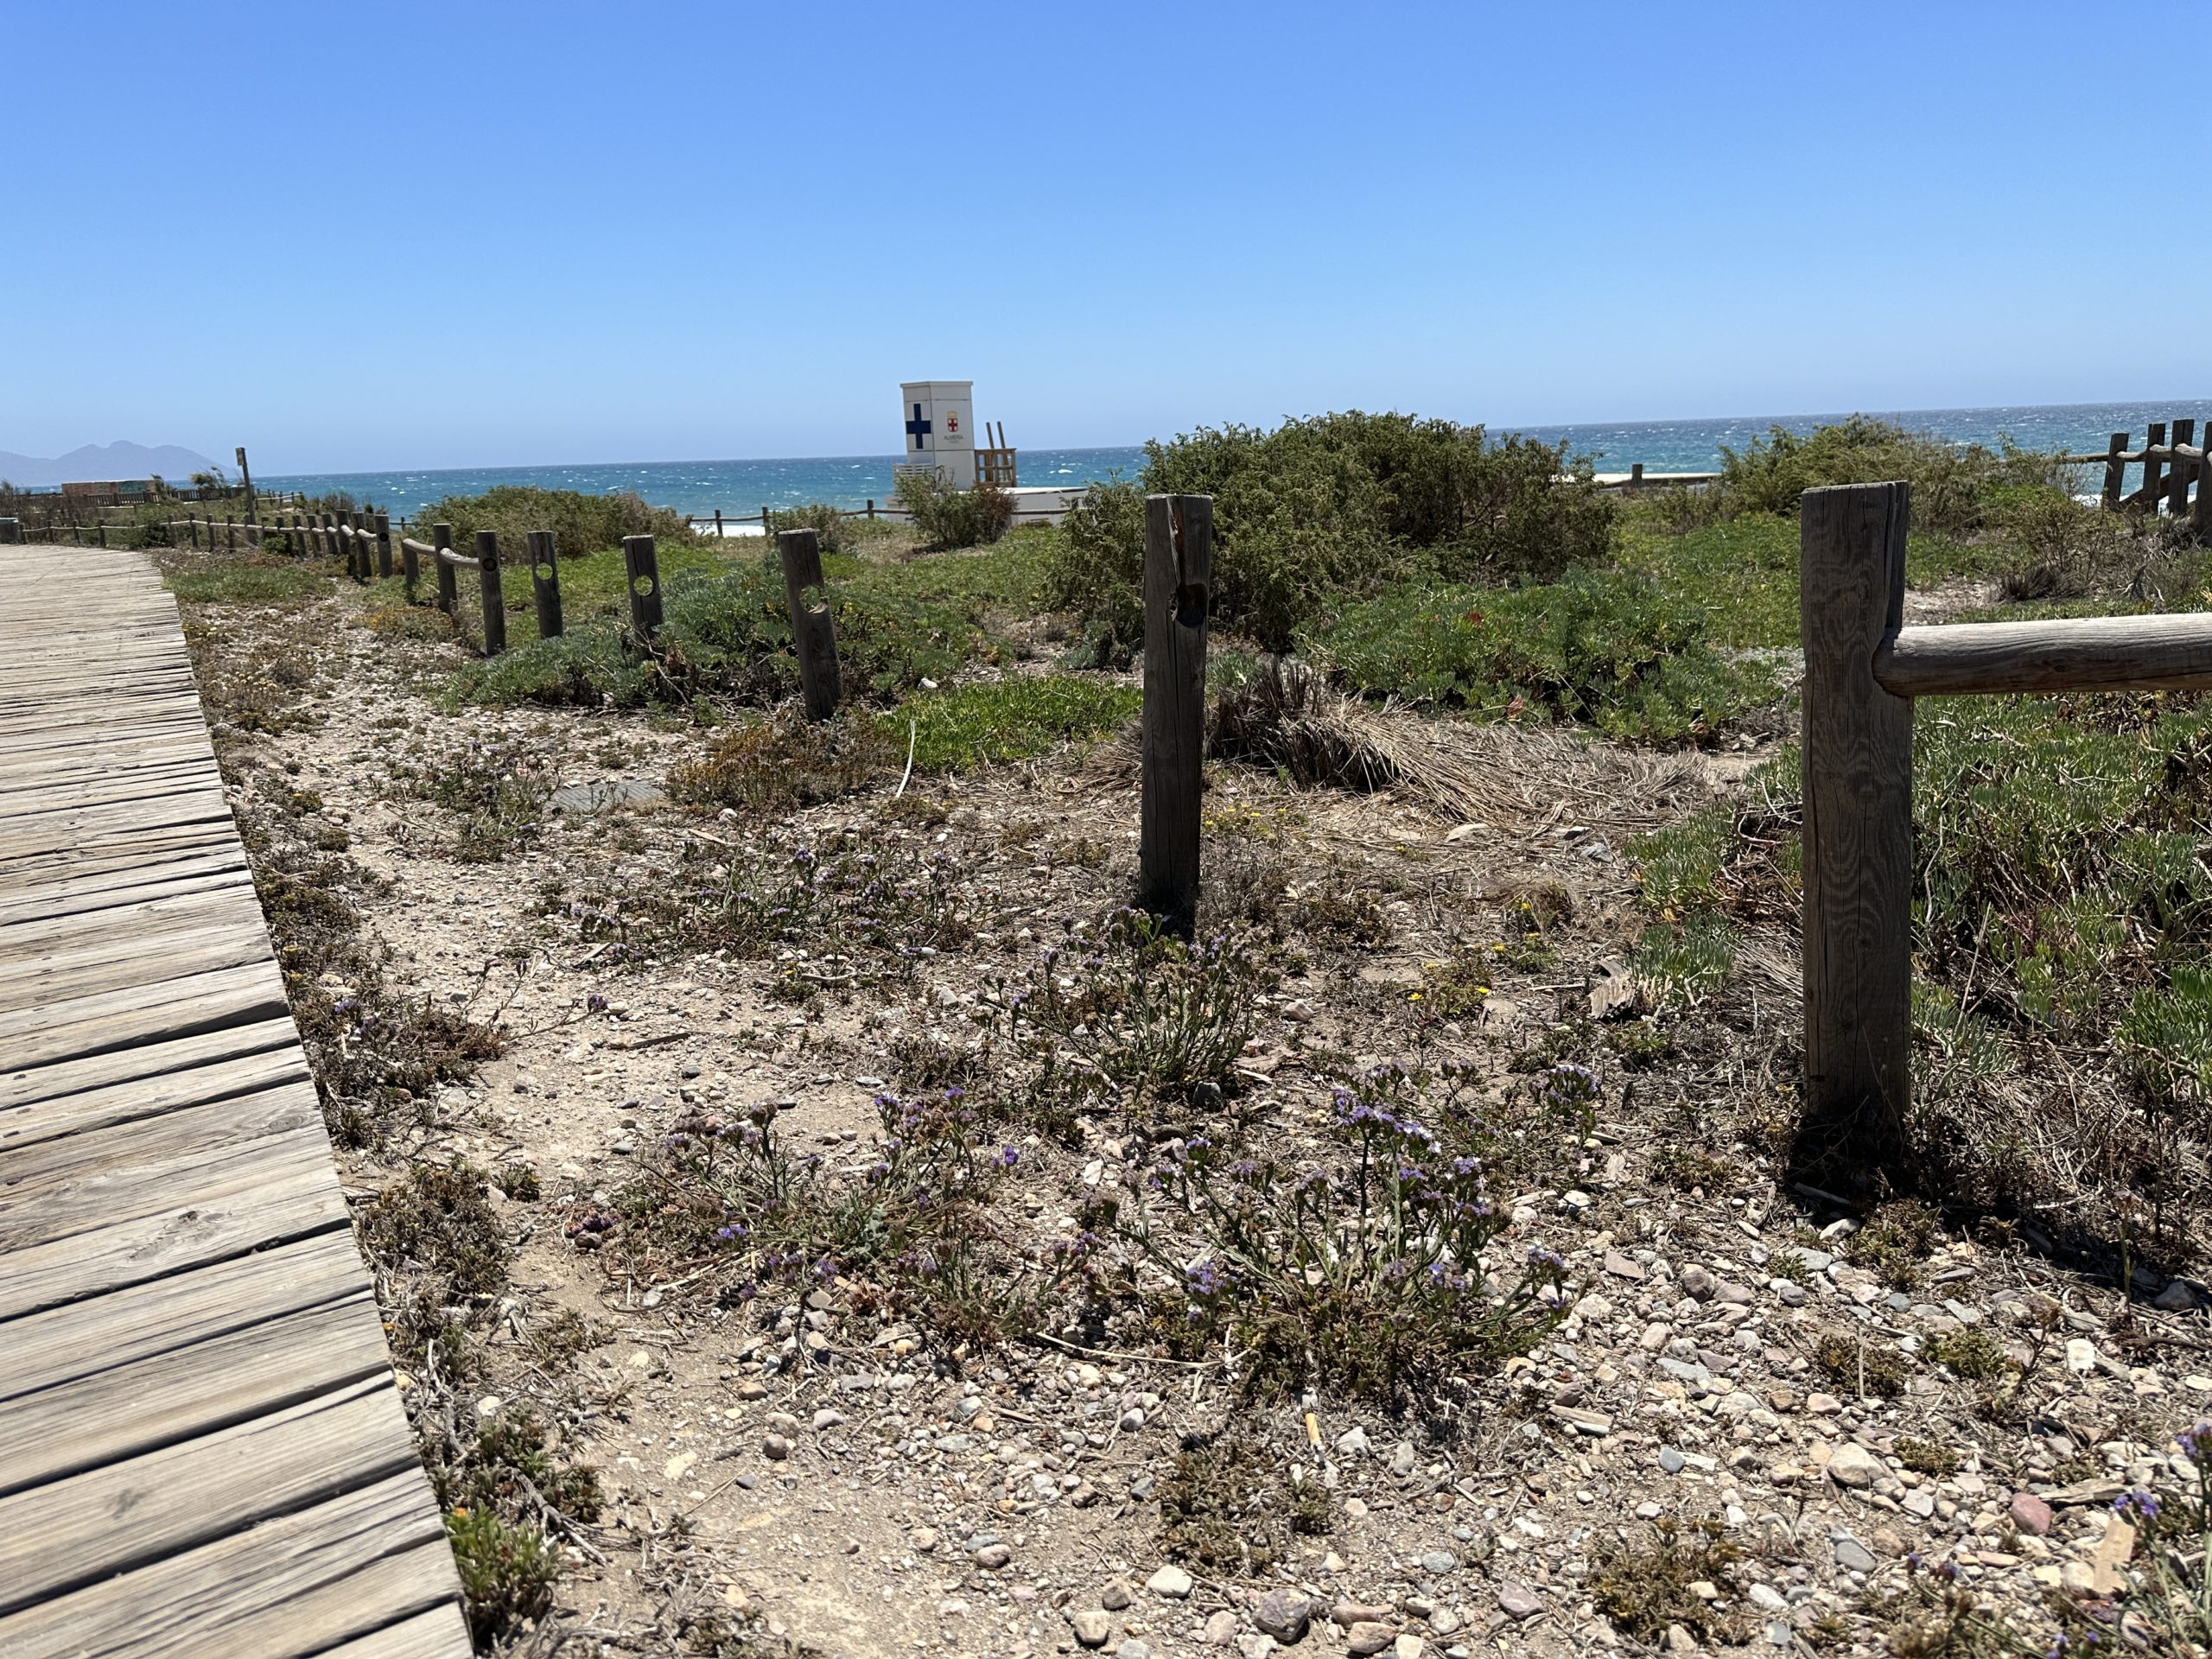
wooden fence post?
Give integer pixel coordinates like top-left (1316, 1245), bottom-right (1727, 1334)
top-left (401, 527), bottom-right (420, 601)
top-left (526, 529), bottom-right (563, 639)
top-left (375, 513), bottom-right (393, 580)
top-left (95, 522), bottom-right (107, 548)
top-left (2140, 422), bottom-right (2169, 512)
top-left (778, 527), bottom-right (842, 721)
top-left (475, 530), bottom-right (506, 653)
top-left (2102, 431), bottom-right (2128, 510)
top-left (1799, 481), bottom-right (1914, 1171)
top-left (1137, 493), bottom-right (1214, 937)
top-left (714, 508), bottom-right (723, 537)
top-left (2169, 419), bottom-right (2197, 519)
top-left (434, 523), bottom-right (456, 614)
top-left (622, 533), bottom-right (664, 645)
top-left (188, 517), bottom-right (201, 549)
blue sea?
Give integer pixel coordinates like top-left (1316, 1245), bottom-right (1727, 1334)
top-left (260, 400), bottom-right (2212, 519)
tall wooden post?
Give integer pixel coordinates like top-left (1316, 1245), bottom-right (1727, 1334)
top-left (475, 530), bottom-right (505, 653)
top-left (621, 533), bottom-right (664, 644)
top-left (2168, 419), bottom-right (2197, 519)
top-left (778, 527), bottom-right (842, 721)
top-left (1137, 493), bottom-right (1214, 938)
top-left (235, 445), bottom-right (257, 524)
top-left (434, 523), bottom-right (456, 615)
top-left (526, 529), bottom-right (563, 639)
top-left (1799, 481), bottom-right (1914, 1173)
top-left (375, 512), bottom-right (394, 580)
top-left (2101, 431), bottom-right (2128, 510)
top-left (2140, 422), bottom-right (2169, 512)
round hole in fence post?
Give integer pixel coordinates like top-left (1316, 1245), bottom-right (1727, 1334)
top-left (621, 534), bottom-right (664, 646)
top-left (526, 528), bottom-right (563, 640)
top-left (475, 530), bottom-right (507, 654)
top-left (1798, 480), bottom-right (1914, 1177)
top-left (1137, 493), bottom-right (1213, 939)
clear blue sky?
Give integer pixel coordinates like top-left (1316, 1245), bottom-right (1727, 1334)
top-left (4, 0), bottom-right (2203, 473)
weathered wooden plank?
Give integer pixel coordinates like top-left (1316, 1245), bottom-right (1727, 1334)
top-left (0, 915), bottom-right (273, 1013)
top-left (0, 861), bottom-right (252, 930)
top-left (0, 1470), bottom-right (460, 1659)
top-left (0, 958), bottom-right (289, 1073)
top-left (313, 1605), bottom-right (478, 1659)
top-left (1, 1023), bottom-right (308, 1141)
top-left (0, 1143), bottom-right (345, 1319)
top-left (0, 1288), bottom-right (386, 1495)
top-left (0, 1230), bottom-right (365, 1402)
top-left (1875, 609), bottom-right (2212, 696)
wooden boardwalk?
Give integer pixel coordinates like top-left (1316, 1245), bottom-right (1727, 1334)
top-left (0, 548), bottom-right (472, 1657)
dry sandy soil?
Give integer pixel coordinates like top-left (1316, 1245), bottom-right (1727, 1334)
top-left (174, 556), bottom-right (2212, 1659)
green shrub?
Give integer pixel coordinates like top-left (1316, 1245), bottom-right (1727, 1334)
top-left (894, 470), bottom-right (1014, 550)
top-left (407, 485), bottom-right (692, 562)
top-left (1309, 569), bottom-right (1779, 744)
top-left (165, 559), bottom-right (327, 606)
top-left (446, 1508), bottom-right (558, 1643)
top-left (1704, 416), bottom-right (2060, 537)
top-left (1048, 411), bottom-right (1616, 652)
top-left (766, 500), bottom-right (851, 556)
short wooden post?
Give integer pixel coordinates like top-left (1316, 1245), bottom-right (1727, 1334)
top-left (401, 528), bottom-right (420, 601)
top-left (2140, 422), bottom-right (2169, 512)
top-left (1630, 461), bottom-right (1645, 490)
top-left (2101, 431), bottom-right (2128, 510)
top-left (866, 498), bottom-right (875, 519)
top-left (375, 512), bottom-right (394, 579)
top-left (225, 518), bottom-right (237, 552)
top-left (2169, 419), bottom-right (2196, 518)
top-left (714, 508), bottom-right (724, 537)
top-left (778, 527), bottom-right (842, 721)
top-left (95, 521), bottom-right (108, 547)
top-left (1137, 493), bottom-right (1214, 937)
top-left (622, 533), bottom-right (664, 644)
top-left (526, 529), bottom-right (563, 639)
top-left (188, 517), bottom-right (201, 549)
top-left (475, 529), bottom-right (506, 653)
top-left (1798, 481), bottom-right (1914, 1172)
top-left (434, 523), bottom-right (457, 614)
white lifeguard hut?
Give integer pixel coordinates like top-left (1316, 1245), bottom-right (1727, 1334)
top-left (895, 380), bottom-right (977, 489)
top-left (891, 378), bottom-right (1081, 523)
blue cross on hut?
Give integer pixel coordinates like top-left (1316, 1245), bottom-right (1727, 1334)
top-left (906, 403), bottom-right (931, 451)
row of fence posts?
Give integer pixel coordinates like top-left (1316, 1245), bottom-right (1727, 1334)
top-left (172, 491), bottom-right (1219, 940)
top-left (2096, 419), bottom-right (2210, 530)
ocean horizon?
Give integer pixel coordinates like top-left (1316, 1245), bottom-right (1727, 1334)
top-left (258, 399), bottom-right (2212, 520)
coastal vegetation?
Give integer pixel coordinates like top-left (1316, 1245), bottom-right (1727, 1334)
top-left (147, 410), bottom-right (2212, 1656)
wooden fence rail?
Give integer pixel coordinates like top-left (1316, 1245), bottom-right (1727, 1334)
top-left (1798, 478), bottom-right (2212, 1164)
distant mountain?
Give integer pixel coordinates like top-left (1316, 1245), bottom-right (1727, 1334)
top-left (0, 441), bottom-right (219, 488)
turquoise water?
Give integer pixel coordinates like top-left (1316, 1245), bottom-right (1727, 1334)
top-left (261, 401), bottom-right (2211, 518)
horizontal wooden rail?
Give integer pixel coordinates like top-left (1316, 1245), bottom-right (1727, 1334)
top-left (1874, 610), bottom-right (2212, 697)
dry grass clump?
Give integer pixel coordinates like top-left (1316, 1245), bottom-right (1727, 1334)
top-left (670, 709), bottom-right (893, 811)
top-left (1194, 654), bottom-right (1702, 829)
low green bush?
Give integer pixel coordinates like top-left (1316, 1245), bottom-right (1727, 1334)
top-left (1051, 410), bottom-right (1617, 655)
top-left (408, 485), bottom-right (692, 563)
top-left (765, 500), bottom-right (852, 556)
top-left (894, 471), bottom-right (1014, 550)
top-left (1308, 569), bottom-right (1779, 744)
top-left (1696, 416), bottom-right (2062, 537)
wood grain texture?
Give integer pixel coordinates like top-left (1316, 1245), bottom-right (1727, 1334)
top-left (1137, 494), bottom-right (1214, 936)
top-left (625, 531), bottom-right (664, 641)
top-left (475, 529), bottom-right (506, 653)
top-left (527, 527), bottom-right (563, 639)
top-left (0, 546), bottom-right (469, 1654)
top-left (1798, 482), bottom-right (1914, 1166)
top-left (1876, 609), bottom-right (2212, 696)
